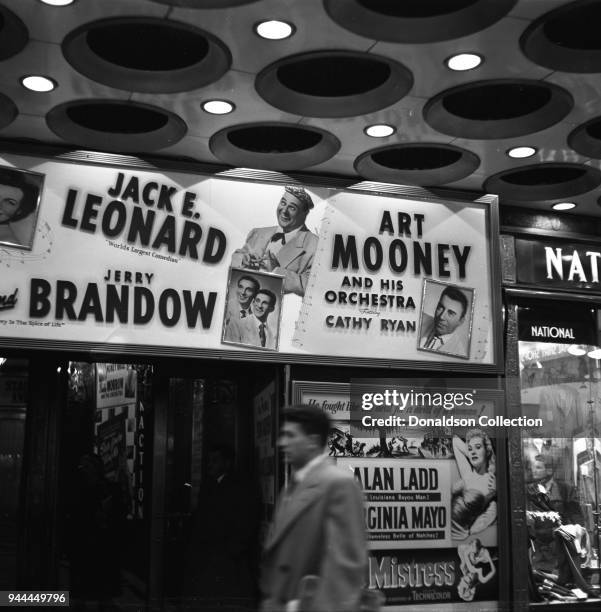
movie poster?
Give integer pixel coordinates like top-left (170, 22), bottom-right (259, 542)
top-left (0, 154), bottom-right (499, 370)
top-left (295, 381), bottom-right (500, 610)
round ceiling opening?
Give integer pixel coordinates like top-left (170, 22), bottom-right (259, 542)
top-left (372, 147), bottom-right (462, 170)
top-left (210, 123), bottom-right (340, 171)
top-left (47, 100), bottom-right (187, 153)
top-left (63, 18), bottom-right (231, 93)
top-left (485, 163), bottom-right (601, 201)
top-left (521, 2), bottom-right (601, 72)
top-left (324, 0), bottom-right (517, 43)
top-left (356, 0), bottom-right (477, 18)
top-left (442, 83), bottom-right (551, 120)
top-left (355, 143), bottom-right (479, 186)
top-left (256, 51), bottom-right (412, 118)
top-left (425, 79), bottom-right (572, 139)
top-left (227, 126), bottom-right (322, 153)
top-left (500, 166), bottom-right (586, 186)
top-left (65, 103), bottom-right (169, 134)
top-left (586, 121), bottom-right (601, 139)
top-left (543, 3), bottom-right (601, 50)
top-left (85, 24), bottom-right (209, 71)
top-left (148, 0), bottom-right (258, 6)
top-left (568, 117), bottom-right (601, 158)
top-left (0, 5), bottom-right (28, 61)
top-left (0, 93), bottom-right (18, 130)
top-left (276, 56), bottom-right (391, 97)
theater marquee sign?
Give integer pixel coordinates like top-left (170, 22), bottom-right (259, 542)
top-left (0, 153), bottom-right (501, 371)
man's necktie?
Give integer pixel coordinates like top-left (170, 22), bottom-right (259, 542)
top-left (240, 309), bottom-right (247, 318)
top-left (426, 334), bottom-right (443, 350)
top-left (270, 232), bottom-right (286, 245)
top-left (259, 323), bottom-right (266, 347)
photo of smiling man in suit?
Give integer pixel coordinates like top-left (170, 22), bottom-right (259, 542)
top-left (230, 185), bottom-right (318, 297)
top-left (224, 273), bottom-right (260, 325)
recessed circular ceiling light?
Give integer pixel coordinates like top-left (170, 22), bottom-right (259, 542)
top-left (507, 146), bottom-right (537, 159)
top-left (365, 124), bottom-right (395, 138)
top-left (587, 348), bottom-right (601, 359)
top-left (202, 99), bottom-right (235, 115)
top-left (39, 0), bottom-right (75, 5)
top-left (552, 201), bottom-right (577, 211)
top-left (568, 345), bottom-right (587, 356)
top-left (21, 75), bottom-right (56, 92)
top-left (446, 53), bottom-right (482, 71)
top-left (255, 20), bottom-right (294, 40)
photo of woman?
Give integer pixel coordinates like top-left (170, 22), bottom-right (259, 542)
top-left (451, 428), bottom-right (497, 540)
top-left (457, 538), bottom-right (496, 601)
top-left (0, 167), bottom-right (44, 250)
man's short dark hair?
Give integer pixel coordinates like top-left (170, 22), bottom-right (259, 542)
top-left (0, 168), bottom-right (39, 222)
top-left (285, 185), bottom-right (314, 212)
top-left (256, 288), bottom-right (276, 308)
top-left (238, 275), bottom-right (260, 292)
top-left (439, 285), bottom-right (469, 318)
top-left (284, 404), bottom-right (331, 447)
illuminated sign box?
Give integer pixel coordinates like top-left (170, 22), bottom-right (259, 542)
top-left (0, 154), bottom-right (501, 372)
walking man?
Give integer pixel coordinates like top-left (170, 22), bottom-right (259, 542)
top-left (260, 405), bottom-right (368, 611)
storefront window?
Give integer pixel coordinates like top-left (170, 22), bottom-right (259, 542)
top-left (518, 304), bottom-right (601, 602)
top-left (58, 362), bottom-right (152, 609)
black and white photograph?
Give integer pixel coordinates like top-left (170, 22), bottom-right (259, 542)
top-left (230, 184), bottom-right (318, 297)
top-left (221, 267), bottom-right (284, 351)
top-left (418, 279), bottom-right (475, 359)
top-left (0, 167), bottom-right (44, 251)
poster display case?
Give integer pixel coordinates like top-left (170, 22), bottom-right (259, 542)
top-left (293, 380), bottom-right (506, 611)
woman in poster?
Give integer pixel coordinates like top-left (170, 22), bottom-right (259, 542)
top-left (451, 429), bottom-right (497, 539)
top-left (457, 538), bottom-right (496, 601)
top-left (0, 168), bottom-right (40, 248)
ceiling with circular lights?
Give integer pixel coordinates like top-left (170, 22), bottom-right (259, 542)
top-left (3, 0), bottom-right (601, 216)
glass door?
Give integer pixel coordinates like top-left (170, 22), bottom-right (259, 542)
top-left (157, 364), bottom-right (275, 611)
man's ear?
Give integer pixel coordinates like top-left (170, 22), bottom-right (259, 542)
top-left (309, 433), bottom-right (322, 450)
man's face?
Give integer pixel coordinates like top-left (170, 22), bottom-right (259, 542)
top-left (276, 192), bottom-right (308, 232)
top-left (252, 292), bottom-right (274, 322)
top-left (278, 422), bottom-right (316, 470)
top-left (0, 185), bottom-right (24, 223)
top-left (433, 294), bottom-right (465, 336)
top-left (531, 460), bottom-right (548, 481)
top-left (236, 279), bottom-right (257, 308)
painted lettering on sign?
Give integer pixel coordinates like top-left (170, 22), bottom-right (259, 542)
top-left (545, 247), bottom-right (601, 283)
top-left (530, 325), bottom-right (575, 339)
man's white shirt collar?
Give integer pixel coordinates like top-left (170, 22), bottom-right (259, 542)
top-left (250, 313), bottom-right (267, 328)
top-left (293, 452), bottom-right (327, 483)
top-left (279, 225), bottom-right (303, 241)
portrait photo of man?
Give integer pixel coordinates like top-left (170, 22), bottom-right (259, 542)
top-left (224, 274), bottom-right (260, 325)
top-left (222, 268), bottom-right (284, 351)
top-left (418, 280), bottom-right (474, 359)
top-left (230, 185), bottom-right (318, 296)
top-left (0, 167), bottom-right (44, 250)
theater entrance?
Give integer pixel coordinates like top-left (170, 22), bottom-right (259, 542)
top-left (53, 358), bottom-right (280, 611)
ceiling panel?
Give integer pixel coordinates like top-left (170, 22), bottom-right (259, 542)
top-left (0, 0), bottom-right (599, 217)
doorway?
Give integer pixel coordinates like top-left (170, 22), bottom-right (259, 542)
top-left (51, 358), bottom-right (279, 611)
top-left (155, 362), bottom-right (279, 611)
